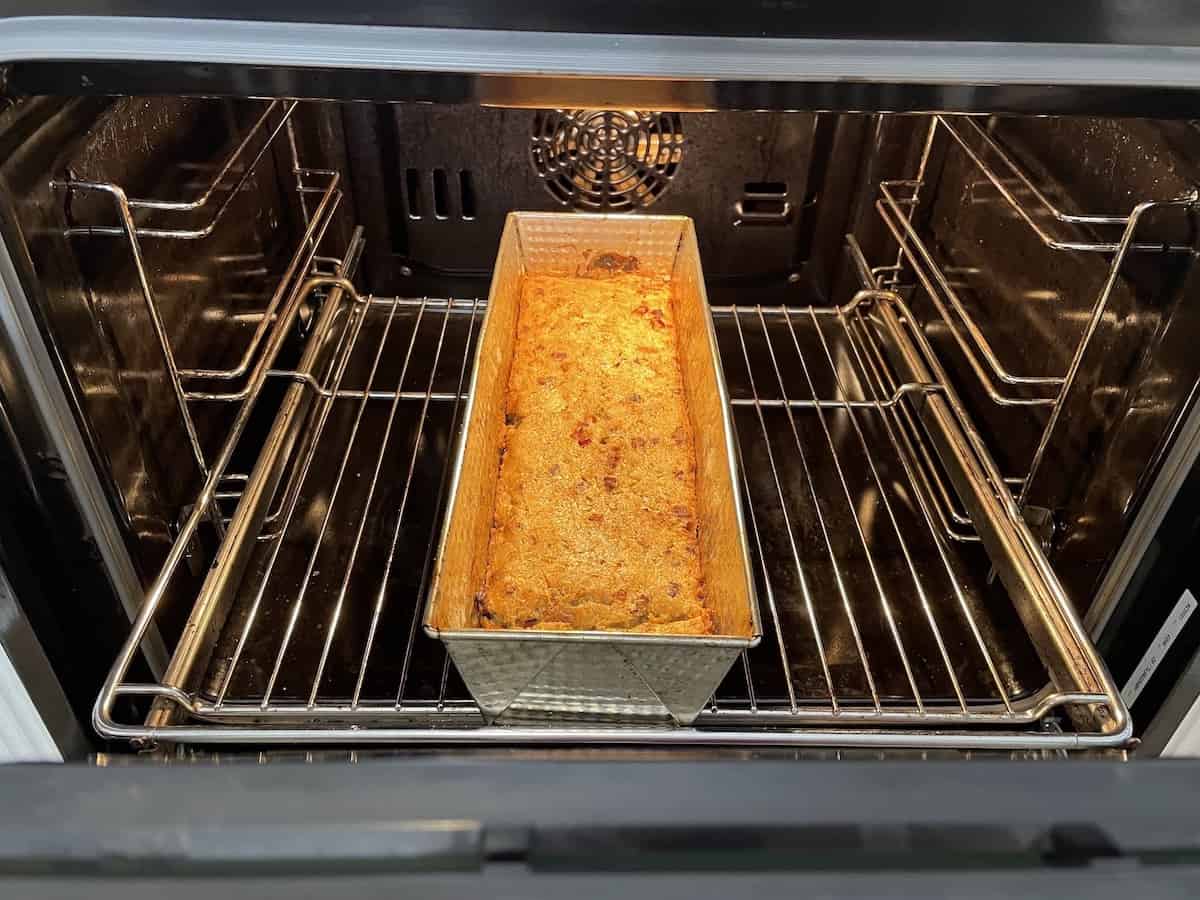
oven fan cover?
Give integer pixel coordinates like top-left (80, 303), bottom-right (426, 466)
top-left (530, 109), bottom-right (684, 211)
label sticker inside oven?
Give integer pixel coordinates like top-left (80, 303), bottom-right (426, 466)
top-left (1121, 588), bottom-right (1198, 707)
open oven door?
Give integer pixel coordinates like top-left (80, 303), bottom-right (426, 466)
top-left (0, 758), bottom-right (1199, 896)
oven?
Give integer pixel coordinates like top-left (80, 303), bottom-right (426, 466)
top-left (3, 2), bottom-right (1200, 890)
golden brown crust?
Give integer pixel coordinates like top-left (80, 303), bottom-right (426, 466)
top-left (479, 270), bottom-right (712, 635)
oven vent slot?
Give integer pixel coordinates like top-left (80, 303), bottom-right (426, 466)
top-left (458, 170), bottom-right (477, 220)
top-left (404, 168), bottom-right (422, 218)
top-left (735, 181), bottom-right (792, 226)
top-left (405, 167), bottom-right (478, 221)
top-left (530, 109), bottom-right (684, 211)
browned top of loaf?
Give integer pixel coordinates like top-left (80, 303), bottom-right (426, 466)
top-left (478, 269), bottom-right (711, 634)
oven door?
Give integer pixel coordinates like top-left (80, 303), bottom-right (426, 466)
top-left (1, 757), bottom-right (1200, 896)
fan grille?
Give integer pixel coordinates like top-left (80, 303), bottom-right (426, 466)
top-left (530, 109), bottom-right (684, 211)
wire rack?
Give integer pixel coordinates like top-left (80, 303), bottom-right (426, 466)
top-left (87, 107), bottom-right (1130, 750)
top-left (92, 273), bottom-right (1129, 748)
top-left (877, 115), bottom-right (1199, 512)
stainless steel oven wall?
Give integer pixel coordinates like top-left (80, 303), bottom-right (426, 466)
top-left (0, 99), bottom-right (166, 738)
top-left (0, 247), bottom-right (115, 752)
top-left (0, 98), bottom-right (172, 572)
top-left (992, 118), bottom-right (1200, 612)
top-left (0, 95), bottom-right (314, 644)
top-left (851, 114), bottom-right (1200, 615)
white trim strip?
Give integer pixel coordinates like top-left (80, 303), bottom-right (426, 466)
top-left (0, 645), bottom-right (60, 763)
top-left (1122, 589), bottom-right (1198, 707)
top-left (1163, 690), bottom-right (1200, 757)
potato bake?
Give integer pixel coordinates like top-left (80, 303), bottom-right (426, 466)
top-left (478, 266), bottom-right (712, 634)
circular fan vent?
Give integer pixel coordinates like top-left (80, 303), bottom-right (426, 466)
top-left (530, 109), bottom-right (684, 211)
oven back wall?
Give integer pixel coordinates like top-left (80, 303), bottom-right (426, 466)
top-left (342, 105), bottom-right (843, 297)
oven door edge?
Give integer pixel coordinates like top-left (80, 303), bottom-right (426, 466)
top-left (1, 758), bottom-right (1200, 889)
top-left (4, 15), bottom-right (1200, 116)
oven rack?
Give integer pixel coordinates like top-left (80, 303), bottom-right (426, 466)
top-left (879, 114), bottom-right (1199, 510)
top-left (52, 99), bottom-right (342, 534)
top-left (92, 236), bottom-right (1130, 749)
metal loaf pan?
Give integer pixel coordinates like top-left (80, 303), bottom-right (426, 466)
top-left (424, 212), bottom-right (761, 725)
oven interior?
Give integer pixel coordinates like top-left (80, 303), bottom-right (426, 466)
top-left (4, 96), bottom-right (1199, 751)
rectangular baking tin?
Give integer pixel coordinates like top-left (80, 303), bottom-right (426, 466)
top-left (424, 212), bottom-right (761, 725)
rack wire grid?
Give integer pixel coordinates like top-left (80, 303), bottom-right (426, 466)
top-left (94, 275), bottom-right (1130, 748)
top-left (85, 105), bottom-right (1132, 749)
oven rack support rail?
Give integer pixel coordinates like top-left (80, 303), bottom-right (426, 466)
top-left (50, 99), bottom-right (344, 539)
top-left (876, 114), bottom-right (1200, 515)
top-left (91, 242), bottom-right (1131, 749)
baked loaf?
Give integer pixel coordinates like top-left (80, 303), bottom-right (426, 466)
top-left (479, 265), bottom-right (712, 634)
